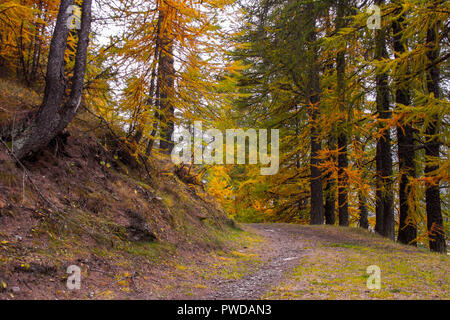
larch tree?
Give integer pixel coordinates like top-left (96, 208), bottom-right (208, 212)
top-left (306, 2), bottom-right (324, 225)
top-left (424, 0), bottom-right (446, 253)
top-left (12, 0), bottom-right (93, 159)
top-left (374, 0), bottom-right (394, 240)
top-left (393, 1), bottom-right (417, 246)
top-left (115, 0), bottom-right (233, 158)
top-left (155, 4), bottom-right (175, 155)
top-left (335, 0), bottom-right (349, 227)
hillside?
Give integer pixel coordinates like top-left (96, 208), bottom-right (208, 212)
top-left (0, 78), bottom-right (248, 299)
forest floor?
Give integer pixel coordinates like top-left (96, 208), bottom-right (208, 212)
top-left (200, 224), bottom-right (449, 300)
top-left (1, 222), bottom-right (448, 300)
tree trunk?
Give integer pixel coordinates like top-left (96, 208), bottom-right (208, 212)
top-left (324, 137), bottom-right (336, 225)
top-left (359, 193), bottom-right (369, 229)
top-left (133, 13), bottom-right (162, 147)
top-left (158, 41), bottom-right (175, 155)
top-left (324, 10), bottom-right (335, 226)
top-left (393, 9), bottom-right (417, 246)
top-left (307, 7), bottom-right (324, 225)
top-left (374, 0), bottom-right (394, 240)
top-left (425, 14), bottom-right (446, 253)
top-left (336, 0), bottom-right (348, 226)
top-left (12, 0), bottom-right (92, 160)
top-left (375, 145), bottom-right (384, 234)
top-left (156, 8), bottom-right (175, 155)
top-left (30, 1), bottom-right (43, 83)
top-left (355, 137), bottom-right (368, 229)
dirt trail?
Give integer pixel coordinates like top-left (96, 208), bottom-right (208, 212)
top-left (203, 223), bottom-right (312, 300)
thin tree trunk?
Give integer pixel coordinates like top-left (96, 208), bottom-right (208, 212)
top-left (375, 146), bottom-right (384, 234)
top-left (146, 46), bottom-right (163, 157)
top-left (393, 8), bottom-right (417, 246)
top-left (134, 13), bottom-right (162, 147)
top-left (374, 0), bottom-right (394, 240)
top-left (13, 0), bottom-right (92, 160)
top-left (425, 13), bottom-right (446, 253)
top-left (31, 1), bottom-right (45, 82)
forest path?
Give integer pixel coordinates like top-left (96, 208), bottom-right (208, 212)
top-left (198, 223), bottom-right (450, 300)
top-left (202, 223), bottom-right (312, 300)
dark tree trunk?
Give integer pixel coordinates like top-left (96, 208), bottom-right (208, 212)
top-left (375, 146), bottom-right (384, 234)
top-left (309, 97), bottom-right (324, 225)
top-left (425, 15), bottom-right (446, 253)
top-left (336, 0), bottom-right (349, 226)
top-left (374, 0), bottom-right (394, 240)
top-left (324, 137), bottom-right (336, 225)
top-left (393, 10), bottom-right (417, 246)
top-left (307, 9), bottom-right (324, 225)
top-left (323, 10), bottom-right (335, 226)
top-left (359, 193), bottom-right (369, 229)
top-left (355, 137), bottom-right (368, 229)
top-left (324, 178), bottom-right (336, 225)
top-left (12, 0), bottom-right (92, 160)
top-left (156, 8), bottom-right (175, 156)
top-left (337, 133), bottom-right (349, 226)
top-left (158, 42), bottom-right (175, 155)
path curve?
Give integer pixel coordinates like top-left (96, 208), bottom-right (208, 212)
top-left (203, 223), bottom-right (310, 300)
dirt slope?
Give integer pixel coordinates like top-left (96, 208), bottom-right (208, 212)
top-left (0, 79), bottom-right (241, 300)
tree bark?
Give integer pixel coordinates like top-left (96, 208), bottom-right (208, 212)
top-left (393, 8), bottom-right (417, 246)
top-left (12, 0), bottom-right (92, 160)
top-left (156, 8), bottom-right (175, 155)
top-left (307, 7), bottom-right (324, 225)
top-left (324, 10), bottom-right (335, 226)
top-left (359, 193), bottom-right (369, 229)
top-left (375, 145), bottom-right (384, 234)
top-left (425, 12), bottom-right (446, 253)
top-left (355, 137), bottom-right (368, 229)
top-left (336, 0), bottom-right (349, 227)
top-left (324, 137), bottom-right (336, 225)
top-left (158, 42), bottom-right (175, 155)
top-left (374, 0), bottom-right (394, 240)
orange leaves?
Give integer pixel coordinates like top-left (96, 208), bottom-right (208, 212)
top-left (0, 0), bottom-right (59, 77)
top-left (0, 1), bottom-right (36, 63)
top-left (112, 0), bottom-right (237, 159)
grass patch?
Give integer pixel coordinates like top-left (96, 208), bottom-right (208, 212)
top-left (265, 227), bottom-right (449, 300)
